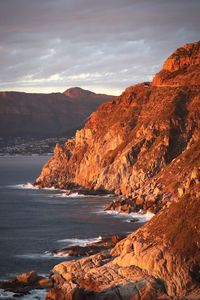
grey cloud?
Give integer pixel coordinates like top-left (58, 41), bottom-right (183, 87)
top-left (0, 0), bottom-right (199, 94)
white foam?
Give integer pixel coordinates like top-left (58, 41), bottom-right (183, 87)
top-left (8, 182), bottom-right (67, 191)
top-left (23, 289), bottom-right (46, 300)
top-left (0, 289), bottom-right (15, 299)
top-left (49, 192), bottom-right (115, 199)
top-left (8, 183), bottom-right (115, 199)
top-left (45, 250), bottom-right (70, 258)
top-left (98, 209), bottom-right (154, 223)
top-left (126, 211), bottom-right (155, 223)
top-left (48, 187), bottom-right (65, 191)
top-left (15, 252), bottom-right (62, 260)
top-left (9, 182), bottom-right (39, 190)
top-left (57, 236), bottom-right (102, 247)
top-left (49, 192), bottom-right (88, 198)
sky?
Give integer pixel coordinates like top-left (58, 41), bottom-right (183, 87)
top-left (0, 0), bottom-right (199, 96)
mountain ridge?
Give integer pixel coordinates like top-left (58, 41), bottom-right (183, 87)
top-left (0, 87), bottom-right (114, 137)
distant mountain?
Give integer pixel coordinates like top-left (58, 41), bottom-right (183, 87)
top-left (0, 87), bottom-right (114, 138)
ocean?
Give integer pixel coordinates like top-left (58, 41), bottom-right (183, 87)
top-left (0, 155), bottom-right (151, 298)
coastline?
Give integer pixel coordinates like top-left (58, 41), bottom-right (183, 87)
top-left (0, 182), bottom-right (154, 299)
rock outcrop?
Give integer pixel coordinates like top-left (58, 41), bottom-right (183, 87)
top-left (36, 41), bottom-right (200, 214)
top-left (153, 41), bottom-right (200, 86)
top-left (50, 235), bottom-right (125, 258)
top-left (0, 87), bottom-right (114, 138)
top-left (35, 41), bottom-right (200, 299)
top-left (0, 271), bottom-right (51, 296)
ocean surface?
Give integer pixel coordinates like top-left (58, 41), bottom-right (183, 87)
top-left (0, 155), bottom-right (149, 283)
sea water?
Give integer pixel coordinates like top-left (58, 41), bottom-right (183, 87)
top-left (0, 155), bottom-right (149, 280)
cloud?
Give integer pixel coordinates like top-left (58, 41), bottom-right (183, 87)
top-left (0, 0), bottom-right (199, 95)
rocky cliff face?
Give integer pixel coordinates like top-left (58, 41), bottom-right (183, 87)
top-left (36, 41), bottom-right (200, 215)
top-left (0, 87), bottom-right (113, 137)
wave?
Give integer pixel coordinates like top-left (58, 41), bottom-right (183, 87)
top-left (45, 250), bottom-right (70, 258)
top-left (48, 192), bottom-right (89, 198)
top-left (126, 211), bottom-right (155, 223)
top-left (97, 209), bottom-right (154, 223)
top-left (0, 289), bottom-right (15, 299)
top-left (45, 192), bottom-right (113, 198)
top-left (15, 252), bottom-right (63, 260)
top-left (22, 289), bottom-right (46, 300)
top-left (49, 192), bottom-right (115, 198)
top-left (0, 288), bottom-right (46, 300)
top-left (8, 182), bottom-right (65, 192)
top-left (8, 182), bottom-right (39, 190)
top-left (57, 236), bottom-right (102, 247)
top-left (8, 184), bottom-right (114, 199)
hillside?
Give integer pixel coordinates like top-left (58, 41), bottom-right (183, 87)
top-left (0, 87), bottom-right (114, 138)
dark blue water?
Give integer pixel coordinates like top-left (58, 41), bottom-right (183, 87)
top-left (0, 156), bottom-right (142, 279)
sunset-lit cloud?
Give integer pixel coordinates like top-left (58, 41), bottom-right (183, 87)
top-left (0, 0), bottom-right (199, 95)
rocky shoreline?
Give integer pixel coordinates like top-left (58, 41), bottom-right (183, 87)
top-left (0, 271), bottom-right (51, 299)
top-left (50, 234), bottom-right (126, 258)
top-left (0, 235), bottom-right (126, 299)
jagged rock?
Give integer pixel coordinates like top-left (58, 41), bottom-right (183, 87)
top-left (191, 167), bottom-right (199, 180)
top-left (50, 235), bottom-right (125, 257)
top-left (0, 271), bottom-right (51, 295)
top-left (16, 271), bottom-right (39, 284)
top-left (153, 187), bottom-right (160, 195)
top-left (135, 198), bottom-right (144, 206)
top-left (129, 218), bottom-right (140, 223)
top-left (178, 187), bottom-right (184, 197)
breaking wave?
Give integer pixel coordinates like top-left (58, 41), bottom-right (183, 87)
top-left (15, 253), bottom-right (64, 260)
top-left (0, 289), bottom-right (15, 299)
top-left (8, 182), bottom-right (39, 190)
top-left (8, 182), bottom-right (67, 191)
top-left (57, 236), bottom-right (102, 247)
top-left (48, 192), bottom-right (89, 198)
top-left (48, 192), bottom-right (114, 198)
top-left (97, 209), bottom-right (154, 223)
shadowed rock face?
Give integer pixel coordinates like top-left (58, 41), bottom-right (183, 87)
top-left (36, 41), bottom-right (200, 299)
top-left (0, 87), bottom-right (114, 137)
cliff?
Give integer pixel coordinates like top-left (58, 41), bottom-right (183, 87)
top-left (36, 41), bottom-right (200, 299)
top-left (0, 87), bottom-right (114, 137)
top-left (36, 41), bottom-right (200, 214)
